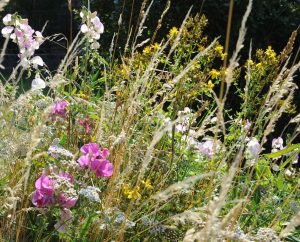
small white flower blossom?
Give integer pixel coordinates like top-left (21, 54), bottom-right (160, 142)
top-left (3, 14), bottom-right (12, 25)
top-left (31, 77), bottom-right (46, 90)
top-left (31, 56), bottom-right (44, 68)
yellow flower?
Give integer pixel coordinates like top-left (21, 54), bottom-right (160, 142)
top-left (256, 62), bottom-right (263, 70)
top-left (246, 59), bottom-right (254, 66)
top-left (152, 42), bottom-right (160, 51)
top-left (265, 46), bottom-right (276, 60)
top-left (207, 80), bottom-right (215, 91)
top-left (169, 27), bottom-right (178, 38)
top-left (214, 45), bottom-right (224, 55)
top-left (143, 45), bottom-right (152, 55)
top-left (142, 179), bottom-right (153, 189)
top-left (209, 69), bottom-right (220, 79)
top-left (221, 53), bottom-right (227, 60)
top-left (122, 184), bottom-right (141, 200)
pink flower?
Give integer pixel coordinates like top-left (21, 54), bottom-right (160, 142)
top-left (79, 117), bottom-right (93, 134)
top-left (54, 208), bottom-right (73, 233)
top-left (58, 193), bottom-right (77, 208)
top-left (80, 143), bottom-right (101, 157)
top-left (78, 143), bottom-right (113, 177)
top-left (51, 100), bottom-right (68, 119)
top-left (32, 190), bottom-right (54, 208)
top-left (78, 154), bottom-right (90, 168)
top-left (59, 172), bottom-right (74, 183)
top-left (197, 140), bottom-right (218, 159)
top-left (35, 175), bottom-right (55, 196)
top-left (91, 158), bottom-right (113, 177)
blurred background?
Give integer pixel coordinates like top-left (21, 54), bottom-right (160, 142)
top-left (1, 0), bottom-right (300, 71)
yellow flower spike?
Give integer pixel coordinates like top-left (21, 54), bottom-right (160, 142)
top-left (207, 80), bottom-right (215, 91)
top-left (142, 179), bottom-right (153, 189)
top-left (169, 26), bottom-right (178, 38)
top-left (209, 69), bottom-right (220, 79)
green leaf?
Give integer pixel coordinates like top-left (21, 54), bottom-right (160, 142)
top-left (264, 144), bottom-right (300, 159)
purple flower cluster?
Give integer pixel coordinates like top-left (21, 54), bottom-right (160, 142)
top-left (51, 100), bottom-right (68, 119)
top-left (1, 14), bottom-right (44, 68)
top-left (32, 173), bottom-right (77, 208)
top-left (78, 143), bottom-right (113, 177)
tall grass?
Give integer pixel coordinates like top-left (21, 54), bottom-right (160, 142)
top-left (0, 0), bottom-right (299, 241)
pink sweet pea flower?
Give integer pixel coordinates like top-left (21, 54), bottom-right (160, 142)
top-left (91, 158), bottom-right (113, 177)
top-left (78, 154), bottom-right (90, 168)
top-left (51, 100), bottom-right (68, 119)
top-left (35, 175), bottom-right (55, 196)
top-left (32, 190), bottom-right (54, 208)
top-left (58, 193), bottom-right (77, 208)
top-left (80, 143), bottom-right (100, 157)
top-left (79, 117), bottom-right (93, 134)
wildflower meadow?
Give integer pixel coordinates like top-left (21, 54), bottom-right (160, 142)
top-left (0, 0), bottom-right (299, 241)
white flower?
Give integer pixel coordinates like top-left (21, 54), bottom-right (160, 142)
top-left (91, 41), bottom-right (100, 49)
top-left (3, 14), bottom-right (12, 25)
top-left (196, 139), bottom-right (218, 159)
top-left (1, 26), bottom-right (14, 38)
top-left (31, 56), bottom-right (44, 68)
top-left (272, 137), bottom-right (283, 150)
top-left (80, 11), bottom-right (84, 18)
top-left (246, 137), bottom-right (261, 158)
top-left (35, 31), bottom-right (44, 44)
top-left (31, 77), bottom-right (46, 90)
top-left (80, 24), bottom-right (88, 34)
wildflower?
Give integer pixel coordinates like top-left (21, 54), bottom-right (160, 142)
top-left (1, 14), bottom-right (45, 67)
top-left (79, 117), bottom-right (93, 134)
top-left (31, 77), bottom-right (46, 90)
top-left (142, 179), bottom-right (153, 189)
top-left (54, 208), bottom-right (73, 233)
top-left (265, 46), bottom-right (276, 61)
top-left (32, 175), bottom-right (55, 207)
top-left (3, 14), bottom-right (12, 25)
top-left (80, 10), bottom-right (104, 49)
top-left (51, 100), bottom-right (68, 119)
top-left (207, 80), bottom-right (214, 91)
top-left (79, 186), bottom-right (100, 202)
top-left (214, 44), bottom-right (223, 55)
top-left (123, 184), bottom-right (141, 199)
top-left (58, 193), bottom-right (77, 208)
top-left (169, 26), bottom-right (178, 38)
top-left (78, 143), bottom-right (113, 178)
top-left (246, 137), bottom-right (261, 158)
top-left (246, 59), bottom-right (254, 66)
top-left (272, 137), bottom-right (284, 150)
top-left (152, 42), bottom-right (160, 51)
top-left (35, 175), bottom-right (55, 196)
top-left (197, 139), bottom-right (218, 159)
top-left (91, 158), bottom-right (114, 177)
top-left (143, 45), bottom-right (152, 55)
top-left (209, 69), bottom-right (220, 79)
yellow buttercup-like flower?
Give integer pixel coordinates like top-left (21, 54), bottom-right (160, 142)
top-left (207, 80), bottom-right (215, 91)
top-left (169, 26), bottom-right (179, 38)
top-left (142, 179), bottom-right (153, 189)
top-left (209, 69), bottom-right (220, 79)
